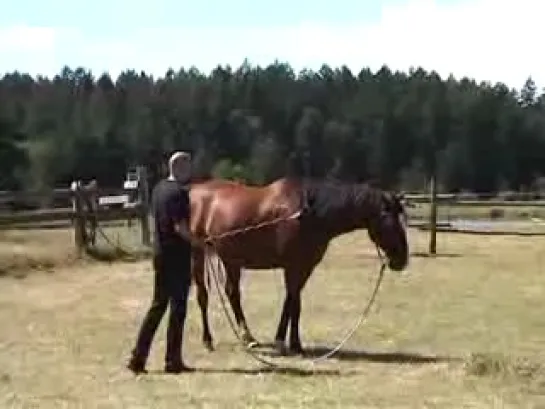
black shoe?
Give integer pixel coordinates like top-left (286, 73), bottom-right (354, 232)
top-left (164, 362), bottom-right (195, 374)
top-left (127, 359), bottom-right (148, 375)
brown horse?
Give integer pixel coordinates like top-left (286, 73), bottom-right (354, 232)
top-left (189, 177), bottom-right (409, 355)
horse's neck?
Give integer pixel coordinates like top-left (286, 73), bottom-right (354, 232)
top-left (322, 205), bottom-right (368, 239)
top-left (307, 183), bottom-right (376, 238)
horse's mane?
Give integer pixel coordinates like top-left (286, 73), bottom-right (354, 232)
top-left (298, 178), bottom-right (384, 221)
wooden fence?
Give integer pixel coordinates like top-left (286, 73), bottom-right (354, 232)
top-left (405, 190), bottom-right (545, 254)
top-left (2, 182), bottom-right (545, 252)
top-left (402, 192), bottom-right (545, 206)
top-left (0, 168), bottom-right (151, 252)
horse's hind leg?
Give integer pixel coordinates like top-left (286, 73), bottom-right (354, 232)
top-left (224, 265), bottom-right (258, 348)
top-left (193, 248), bottom-right (214, 351)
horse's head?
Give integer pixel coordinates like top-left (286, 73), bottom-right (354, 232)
top-left (366, 191), bottom-right (409, 272)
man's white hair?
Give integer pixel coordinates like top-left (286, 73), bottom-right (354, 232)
top-left (168, 151), bottom-right (191, 172)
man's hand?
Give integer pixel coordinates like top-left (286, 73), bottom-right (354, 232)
top-left (173, 220), bottom-right (208, 249)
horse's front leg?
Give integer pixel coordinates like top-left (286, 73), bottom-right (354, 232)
top-left (224, 265), bottom-right (258, 348)
top-left (274, 265), bottom-right (314, 355)
top-left (193, 249), bottom-right (214, 351)
top-left (273, 292), bottom-right (291, 355)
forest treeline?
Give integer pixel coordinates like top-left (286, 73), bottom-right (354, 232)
top-left (1, 61), bottom-right (545, 194)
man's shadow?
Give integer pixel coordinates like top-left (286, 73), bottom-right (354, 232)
top-left (144, 365), bottom-right (346, 377)
top-left (141, 346), bottom-right (460, 378)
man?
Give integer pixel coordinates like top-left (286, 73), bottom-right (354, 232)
top-left (127, 151), bottom-right (203, 374)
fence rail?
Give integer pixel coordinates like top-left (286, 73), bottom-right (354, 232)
top-left (405, 197), bottom-right (545, 207)
top-left (0, 206), bottom-right (143, 226)
top-left (2, 183), bottom-right (545, 250)
top-left (2, 191), bottom-right (545, 206)
top-left (0, 168), bottom-right (150, 251)
top-left (2, 192), bottom-right (545, 225)
top-left (0, 187), bottom-right (138, 207)
top-left (404, 193), bottom-right (545, 204)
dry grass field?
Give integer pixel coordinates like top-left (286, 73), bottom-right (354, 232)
top-left (0, 224), bottom-right (545, 408)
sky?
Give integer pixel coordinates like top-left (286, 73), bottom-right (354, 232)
top-left (0, 0), bottom-right (543, 90)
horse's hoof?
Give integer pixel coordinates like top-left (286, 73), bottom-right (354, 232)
top-left (289, 345), bottom-right (304, 356)
top-left (204, 340), bottom-right (215, 352)
top-left (246, 340), bottom-right (259, 349)
top-left (241, 332), bottom-right (259, 349)
top-left (274, 340), bottom-right (287, 355)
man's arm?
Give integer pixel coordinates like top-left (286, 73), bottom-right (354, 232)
top-left (170, 189), bottom-right (206, 248)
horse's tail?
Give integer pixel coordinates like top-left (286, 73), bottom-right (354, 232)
top-left (206, 253), bottom-right (212, 292)
top-left (200, 247), bottom-right (213, 293)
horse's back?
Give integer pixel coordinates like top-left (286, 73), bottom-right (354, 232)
top-left (189, 177), bottom-right (301, 239)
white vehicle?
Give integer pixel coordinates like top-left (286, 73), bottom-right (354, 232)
top-left (123, 167), bottom-right (141, 208)
top-left (123, 167), bottom-right (140, 191)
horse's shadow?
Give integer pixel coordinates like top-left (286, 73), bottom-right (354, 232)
top-left (306, 346), bottom-right (459, 364)
top-left (257, 343), bottom-right (460, 365)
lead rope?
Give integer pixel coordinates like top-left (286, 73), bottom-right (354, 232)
top-left (204, 240), bottom-right (387, 369)
top-left (205, 252), bottom-right (281, 367)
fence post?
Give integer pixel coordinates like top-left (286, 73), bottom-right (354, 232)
top-left (428, 175), bottom-right (437, 255)
top-left (137, 166), bottom-right (151, 246)
top-left (71, 181), bottom-right (87, 253)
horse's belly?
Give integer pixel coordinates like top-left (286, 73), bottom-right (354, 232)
top-left (216, 244), bottom-right (284, 269)
top-left (210, 229), bottom-right (291, 269)
top-left (205, 205), bottom-right (301, 269)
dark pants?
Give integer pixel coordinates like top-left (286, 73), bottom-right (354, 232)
top-left (131, 251), bottom-right (192, 367)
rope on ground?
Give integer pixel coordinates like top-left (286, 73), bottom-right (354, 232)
top-left (94, 225), bottom-right (134, 256)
